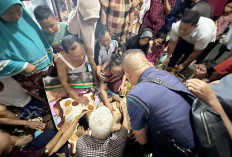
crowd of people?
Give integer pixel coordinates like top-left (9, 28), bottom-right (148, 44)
top-left (0, 0), bottom-right (232, 156)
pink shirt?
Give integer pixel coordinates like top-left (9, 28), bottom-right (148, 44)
top-left (216, 13), bottom-right (232, 40)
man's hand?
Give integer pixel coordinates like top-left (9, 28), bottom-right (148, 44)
top-left (75, 96), bottom-right (89, 106)
top-left (118, 84), bottom-right (126, 96)
top-left (24, 63), bottom-right (38, 75)
top-left (53, 53), bottom-right (61, 63)
top-left (76, 126), bottom-right (89, 136)
top-left (98, 72), bottom-right (108, 82)
top-left (27, 121), bottom-right (46, 130)
top-left (186, 79), bottom-right (217, 106)
top-left (162, 57), bottom-right (170, 66)
top-left (76, 110), bottom-right (89, 121)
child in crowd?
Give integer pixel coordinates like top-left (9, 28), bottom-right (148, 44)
top-left (216, 2), bottom-right (232, 40)
top-left (0, 77), bottom-right (46, 130)
top-left (213, 2), bottom-right (232, 61)
top-left (132, 0), bottom-right (151, 35)
top-left (95, 24), bottom-right (119, 80)
top-left (34, 5), bottom-right (69, 53)
top-left (99, 54), bottom-right (127, 111)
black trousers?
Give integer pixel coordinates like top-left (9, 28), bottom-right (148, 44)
top-left (168, 39), bottom-right (194, 67)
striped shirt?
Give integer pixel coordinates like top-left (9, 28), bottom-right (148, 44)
top-left (101, 61), bottom-right (123, 83)
top-left (216, 13), bottom-right (232, 40)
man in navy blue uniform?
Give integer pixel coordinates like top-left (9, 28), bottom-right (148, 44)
top-left (122, 49), bottom-right (195, 157)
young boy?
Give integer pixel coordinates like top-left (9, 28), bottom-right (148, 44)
top-left (34, 5), bottom-right (69, 53)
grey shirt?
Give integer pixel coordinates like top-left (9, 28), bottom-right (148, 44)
top-left (98, 40), bottom-right (118, 65)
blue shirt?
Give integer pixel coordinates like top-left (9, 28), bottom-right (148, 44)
top-left (127, 67), bottom-right (195, 150)
top-left (211, 74), bottom-right (232, 118)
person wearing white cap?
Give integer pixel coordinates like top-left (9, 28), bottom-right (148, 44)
top-left (75, 105), bottom-right (129, 157)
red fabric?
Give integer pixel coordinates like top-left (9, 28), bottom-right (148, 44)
top-left (140, 0), bottom-right (176, 37)
top-left (100, 61), bottom-right (123, 94)
top-left (101, 61), bottom-right (123, 83)
top-left (108, 79), bottom-right (122, 94)
top-left (146, 45), bottom-right (164, 65)
top-left (209, 0), bottom-right (228, 18)
top-left (214, 57), bottom-right (232, 75)
top-left (141, 0), bottom-right (175, 64)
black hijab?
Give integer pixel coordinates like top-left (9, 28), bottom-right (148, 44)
top-left (121, 28), bottom-right (153, 54)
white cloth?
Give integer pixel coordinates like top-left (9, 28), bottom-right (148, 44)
top-left (98, 40), bottom-right (118, 65)
top-left (68, 0), bottom-right (100, 59)
top-left (170, 17), bottom-right (217, 50)
top-left (0, 77), bottom-right (31, 107)
top-left (139, 0), bottom-right (151, 24)
top-left (58, 53), bottom-right (87, 74)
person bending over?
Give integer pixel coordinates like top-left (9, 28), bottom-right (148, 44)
top-left (99, 54), bottom-right (127, 111)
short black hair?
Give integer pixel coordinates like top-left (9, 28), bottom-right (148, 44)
top-left (181, 9), bottom-right (200, 25)
top-left (34, 5), bottom-right (55, 21)
top-left (61, 35), bottom-right (82, 53)
top-left (79, 114), bottom-right (89, 130)
top-left (110, 53), bottom-right (123, 66)
top-left (96, 24), bottom-right (110, 38)
top-left (199, 59), bottom-right (217, 77)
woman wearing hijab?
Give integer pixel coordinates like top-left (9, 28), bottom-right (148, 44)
top-left (0, 0), bottom-right (53, 101)
top-left (120, 28), bottom-right (153, 54)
